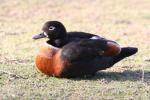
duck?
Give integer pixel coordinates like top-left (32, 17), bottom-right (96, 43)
top-left (32, 21), bottom-right (138, 78)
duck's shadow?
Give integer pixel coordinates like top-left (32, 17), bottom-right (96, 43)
top-left (70, 70), bottom-right (150, 82)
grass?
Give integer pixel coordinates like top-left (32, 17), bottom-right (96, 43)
top-left (0, 0), bottom-right (150, 99)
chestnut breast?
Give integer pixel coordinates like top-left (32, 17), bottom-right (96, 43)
top-left (35, 45), bottom-right (64, 77)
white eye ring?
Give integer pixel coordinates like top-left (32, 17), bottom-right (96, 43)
top-left (49, 26), bottom-right (55, 30)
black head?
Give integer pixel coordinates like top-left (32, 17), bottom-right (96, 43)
top-left (32, 21), bottom-right (67, 40)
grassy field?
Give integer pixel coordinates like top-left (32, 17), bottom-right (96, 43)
top-left (0, 0), bottom-right (150, 99)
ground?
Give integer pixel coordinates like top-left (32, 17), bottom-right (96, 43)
top-left (0, 0), bottom-right (150, 99)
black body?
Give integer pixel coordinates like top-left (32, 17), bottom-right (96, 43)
top-left (60, 40), bottom-right (138, 77)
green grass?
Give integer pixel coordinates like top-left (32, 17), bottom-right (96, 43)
top-left (0, 0), bottom-right (150, 99)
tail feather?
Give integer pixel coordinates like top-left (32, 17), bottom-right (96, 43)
top-left (110, 47), bottom-right (138, 65)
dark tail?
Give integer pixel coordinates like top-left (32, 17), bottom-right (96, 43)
top-left (110, 47), bottom-right (138, 66)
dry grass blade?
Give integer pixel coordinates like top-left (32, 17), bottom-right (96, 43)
top-left (0, 70), bottom-right (28, 79)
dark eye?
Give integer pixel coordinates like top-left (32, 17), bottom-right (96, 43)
top-left (49, 26), bottom-right (55, 30)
